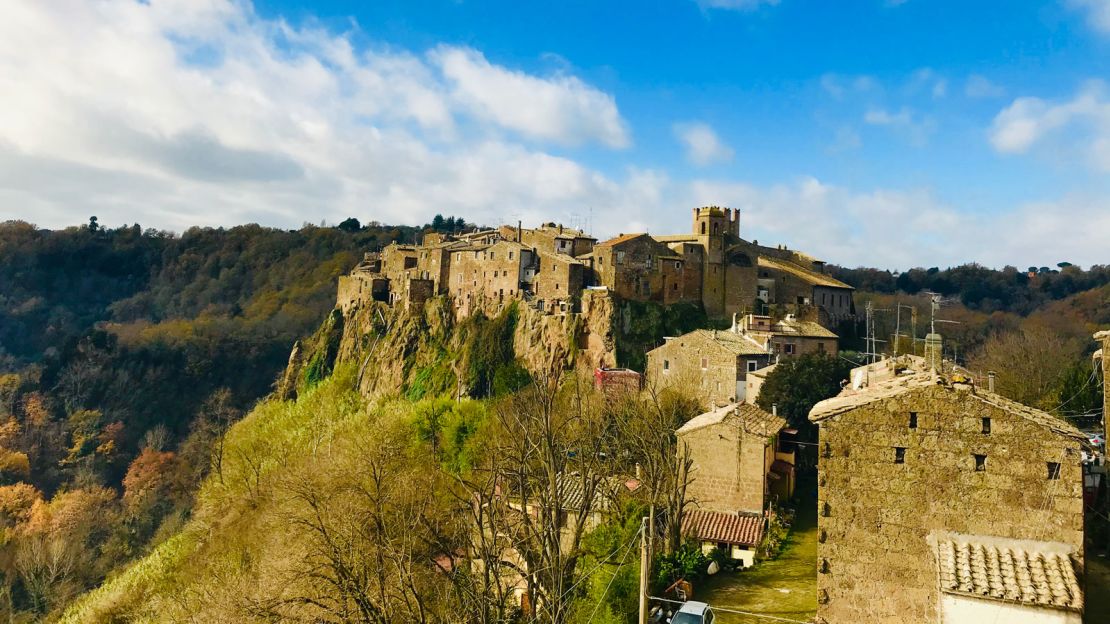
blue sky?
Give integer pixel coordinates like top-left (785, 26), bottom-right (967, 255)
top-left (2, 0), bottom-right (1109, 268)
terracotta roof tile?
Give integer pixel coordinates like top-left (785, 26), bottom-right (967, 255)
top-left (682, 509), bottom-right (765, 547)
top-left (677, 402), bottom-right (786, 437)
top-left (932, 533), bottom-right (1083, 611)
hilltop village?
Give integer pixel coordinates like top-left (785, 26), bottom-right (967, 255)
top-left (325, 208), bottom-right (1108, 624)
top-left (338, 206), bottom-right (855, 327)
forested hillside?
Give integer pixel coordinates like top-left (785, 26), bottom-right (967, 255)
top-left (0, 217), bottom-right (469, 617)
top-left (1, 218), bottom-right (1106, 621)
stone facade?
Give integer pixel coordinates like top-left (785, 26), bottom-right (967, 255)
top-left (338, 211), bottom-right (853, 331)
top-left (735, 314), bottom-right (839, 358)
top-left (678, 403), bottom-right (791, 514)
top-left (1096, 330), bottom-right (1109, 447)
top-left (647, 329), bottom-right (772, 407)
top-left (589, 233), bottom-right (692, 304)
top-left (810, 359), bottom-right (1088, 624)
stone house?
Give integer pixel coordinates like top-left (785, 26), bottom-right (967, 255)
top-left (744, 363), bottom-right (776, 406)
top-left (646, 329), bottom-right (772, 406)
top-left (809, 356), bottom-right (1087, 624)
top-left (532, 251), bottom-right (586, 313)
top-left (587, 233), bottom-right (690, 305)
top-left (734, 313), bottom-right (839, 358)
top-left (447, 240), bottom-right (535, 318)
top-left (499, 222), bottom-right (596, 257)
top-left (755, 255), bottom-right (854, 326)
top-left (677, 403), bottom-right (794, 566)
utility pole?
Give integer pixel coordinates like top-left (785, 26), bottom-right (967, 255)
top-left (638, 516), bottom-right (650, 624)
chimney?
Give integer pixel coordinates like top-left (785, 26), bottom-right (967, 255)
top-left (987, 371), bottom-right (996, 393)
top-left (731, 312), bottom-right (738, 332)
top-left (517, 220), bottom-right (522, 243)
top-left (635, 463), bottom-right (642, 479)
top-left (772, 404), bottom-right (778, 417)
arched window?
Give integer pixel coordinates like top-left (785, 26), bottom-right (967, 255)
top-left (700, 222), bottom-right (706, 234)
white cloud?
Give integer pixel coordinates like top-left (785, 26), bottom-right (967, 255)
top-left (681, 177), bottom-right (1109, 269)
top-left (0, 0), bottom-right (1106, 271)
top-left (989, 81), bottom-right (1110, 170)
top-left (1069, 0), bottom-right (1110, 34)
top-left (0, 0), bottom-right (635, 234)
top-left (673, 122), bottom-right (735, 166)
top-left (965, 74), bottom-right (1006, 98)
top-left (431, 47), bottom-right (629, 148)
top-left (864, 107), bottom-right (936, 146)
top-left (695, 0), bottom-right (780, 10)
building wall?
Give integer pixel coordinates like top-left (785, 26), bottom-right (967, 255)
top-left (679, 417), bottom-right (769, 514)
top-left (814, 286), bottom-right (853, 322)
top-left (770, 336), bottom-right (838, 358)
top-left (533, 252), bottom-right (584, 311)
top-left (648, 335), bottom-right (744, 407)
top-left (594, 235), bottom-right (683, 303)
top-left (939, 594), bottom-right (1081, 624)
top-left (816, 385), bottom-right (1085, 624)
top-left (448, 241), bottom-right (529, 317)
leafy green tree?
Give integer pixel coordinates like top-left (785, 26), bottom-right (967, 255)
top-left (336, 217), bottom-right (361, 232)
top-left (757, 353), bottom-right (852, 440)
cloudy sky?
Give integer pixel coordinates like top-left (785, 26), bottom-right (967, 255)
top-left (2, 0), bottom-right (1110, 269)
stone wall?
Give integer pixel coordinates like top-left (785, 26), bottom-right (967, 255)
top-left (680, 416), bottom-right (769, 514)
top-left (533, 251), bottom-right (584, 310)
top-left (594, 235), bottom-right (687, 304)
top-left (815, 385), bottom-right (1086, 624)
top-left (646, 331), bottom-right (770, 407)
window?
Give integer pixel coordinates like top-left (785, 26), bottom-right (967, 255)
top-left (784, 344), bottom-right (796, 355)
top-left (509, 251), bottom-right (514, 259)
top-left (747, 360), bottom-right (759, 372)
top-left (700, 222), bottom-right (706, 234)
top-left (817, 342), bottom-right (826, 353)
top-left (909, 412), bottom-right (918, 429)
top-left (894, 447), bottom-right (906, 464)
top-left (1047, 462), bottom-right (1061, 480)
top-left (701, 357), bottom-right (708, 370)
top-left (675, 261), bottom-right (681, 270)
top-left (672, 283), bottom-right (678, 291)
top-left (974, 454), bottom-right (987, 471)
top-left (663, 360), bottom-right (670, 371)
top-left (982, 418), bottom-right (991, 434)
top-left (617, 251), bottom-right (625, 264)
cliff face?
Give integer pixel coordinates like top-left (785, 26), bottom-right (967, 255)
top-left (281, 288), bottom-right (620, 402)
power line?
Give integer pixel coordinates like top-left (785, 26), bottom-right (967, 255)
top-left (585, 527), bottom-right (639, 623)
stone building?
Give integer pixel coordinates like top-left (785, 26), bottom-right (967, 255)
top-left (734, 313), bottom-right (839, 357)
top-left (755, 255), bottom-right (855, 326)
top-left (677, 403), bottom-right (794, 566)
top-left (532, 251), bottom-right (586, 313)
top-left (499, 222), bottom-right (596, 257)
top-left (447, 240), bottom-right (535, 318)
top-left (587, 233), bottom-right (690, 305)
top-left (646, 329), bottom-right (772, 406)
top-left (809, 356), bottom-right (1087, 624)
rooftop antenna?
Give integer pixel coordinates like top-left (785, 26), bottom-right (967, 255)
top-left (892, 302), bottom-right (916, 357)
top-left (864, 301), bottom-right (892, 364)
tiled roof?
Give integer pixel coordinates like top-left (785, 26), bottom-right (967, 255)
top-left (683, 329), bottom-right (769, 356)
top-left (677, 403), bottom-right (786, 437)
top-left (555, 473), bottom-right (640, 512)
top-left (595, 233), bottom-right (646, 247)
top-left (933, 533), bottom-right (1083, 611)
top-left (682, 509), bottom-right (765, 547)
top-left (773, 319), bottom-right (838, 338)
top-left (758, 256), bottom-right (852, 290)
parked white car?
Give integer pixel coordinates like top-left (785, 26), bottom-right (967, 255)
top-left (670, 601), bottom-right (716, 624)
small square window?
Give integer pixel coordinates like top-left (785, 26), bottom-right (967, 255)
top-left (663, 360), bottom-right (670, 371)
top-left (908, 412), bottom-right (918, 429)
top-left (894, 447), bottom-right (906, 464)
top-left (747, 360), bottom-right (759, 372)
top-left (1047, 462), bottom-right (1061, 480)
top-left (784, 344), bottom-right (796, 355)
top-left (982, 418), bottom-right (991, 434)
top-left (701, 357), bottom-right (708, 370)
top-left (974, 454), bottom-right (987, 471)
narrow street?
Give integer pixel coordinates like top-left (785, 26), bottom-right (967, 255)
top-left (698, 500), bottom-right (818, 624)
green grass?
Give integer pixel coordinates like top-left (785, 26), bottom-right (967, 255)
top-left (696, 502), bottom-right (818, 624)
